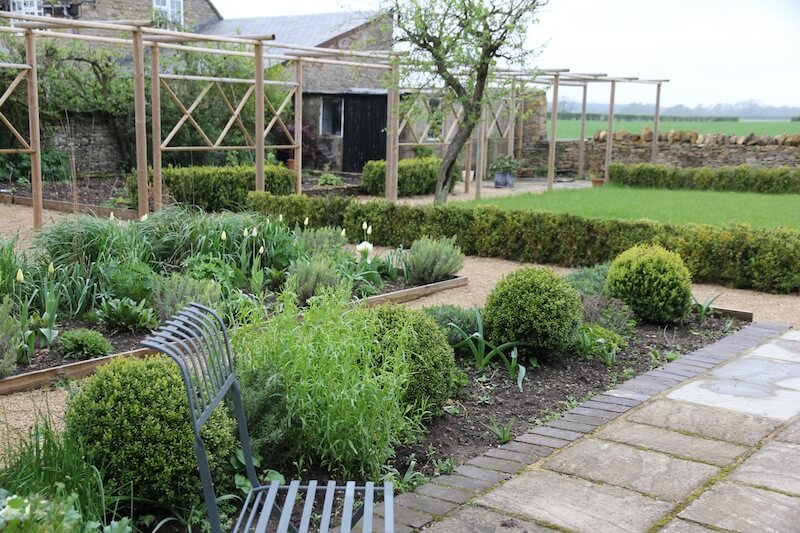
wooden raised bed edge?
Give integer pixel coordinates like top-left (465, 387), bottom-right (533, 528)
top-left (0, 347), bottom-right (155, 396)
top-left (0, 193), bottom-right (138, 221)
top-left (0, 276), bottom-right (469, 395)
top-left (711, 306), bottom-right (753, 322)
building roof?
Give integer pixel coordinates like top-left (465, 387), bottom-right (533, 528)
top-left (197, 11), bottom-right (380, 49)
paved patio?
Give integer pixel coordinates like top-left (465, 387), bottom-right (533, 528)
top-left (368, 324), bottom-right (800, 532)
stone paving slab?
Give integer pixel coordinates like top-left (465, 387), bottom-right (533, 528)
top-left (477, 469), bottom-right (672, 533)
top-left (594, 420), bottom-right (748, 466)
top-left (728, 440), bottom-right (800, 496)
top-left (667, 377), bottom-right (800, 420)
top-left (783, 330), bottom-right (800, 342)
top-left (627, 399), bottom-right (781, 445)
top-left (543, 438), bottom-right (718, 501)
top-left (776, 420), bottom-right (800, 444)
top-left (424, 505), bottom-right (558, 532)
top-left (679, 482), bottom-right (800, 532)
top-left (657, 519), bottom-right (714, 532)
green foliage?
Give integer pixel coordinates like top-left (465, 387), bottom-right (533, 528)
top-left (581, 296), bottom-right (636, 338)
top-left (381, 458), bottom-right (428, 494)
top-left (609, 163), bottom-right (800, 194)
top-left (368, 304), bottom-right (456, 415)
top-left (287, 254), bottom-right (343, 305)
top-left (0, 149), bottom-right (71, 184)
top-left (484, 418), bottom-right (514, 444)
top-left (0, 417), bottom-right (131, 529)
top-left (184, 254), bottom-right (238, 289)
top-left (484, 267), bottom-right (582, 355)
top-left (423, 304), bottom-right (481, 348)
top-left (405, 236), bottom-right (464, 284)
top-left (565, 262), bottom-right (611, 297)
top-left (605, 244), bottom-right (692, 324)
top-left (692, 293), bottom-right (721, 323)
top-left (489, 156), bottom-right (519, 175)
top-left (573, 323), bottom-right (625, 366)
top-left (248, 192), bottom-right (352, 228)
top-left (60, 328), bottom-right (112, 361)
top-left (65, 357), bottom-right (237, 510)
top-left (233, 289), bottom-right (416, 479)
top-left (0, 297), bottom-right (20, 378)
top-left (96, 298), bottom-right (158, 333)
top-left (295, 226), bottom-right (348, 257)
top-left (318, 172), bottom-right (344, 187)
top-left (127, 165), bottom-right (295, 211)
top-left (239, 360), bottom-right (290, 469)
top-left (361, 157), bottom-right (458, 197)
top-left (99, 260), bottom-right (154, 303)
top-left (150, 273), bottom-right (222, 322)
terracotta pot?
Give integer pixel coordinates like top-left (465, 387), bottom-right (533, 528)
top-left (287, 158), bottom-right (296, 171)
top-left (591, 178), bottom-right (604, 187)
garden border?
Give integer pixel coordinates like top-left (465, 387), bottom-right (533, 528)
top-left (364, 276), bottom-right (468, 307)
top-left (0, 193), bottom-right (138, 221)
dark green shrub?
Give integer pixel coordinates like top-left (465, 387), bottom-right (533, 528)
top-left (361, 157), bottom-right (458, 197)
top-left (150, 273), bottom-right (222, 322)
top-left (368, 304), bottom-right (456, 415)
top-left (565, 262), bottom-right (611, 296)
top-left (287, 254), bottom-right (342, 305)
top-left (248, 192), bottom-right (352, 228)
top-left (60, 328), bottom-right (112, 360)
top-left (484, 267), bottom-right (582, 354)
top-left (605, 244), bottom-right (692, 323)
top-left (423, 304), bottom-right (481, 348)
top-left (65, 356), bottom-right (237, 509)
top-left (0, 297), bottom-right (19, 378)
top-left (609, 163), bottom-right (800, 194)
top-left (239, 359), bottom-right (290, 468)
top-left (96, 298), bottom-right (158, 332)
top-left (406, 236), bottom-right (464, 284)
top-left (127, 165), bottom-right (295, 211)
top-left (100, 260), bottom-right (154, 303)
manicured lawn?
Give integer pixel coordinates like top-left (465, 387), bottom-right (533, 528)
top-left (548, 119), bottom-right (800, 139)
top-left (464, 185), bottom-right (800, 230)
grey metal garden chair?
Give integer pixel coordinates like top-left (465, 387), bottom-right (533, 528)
top-left (142, 303), bottom-right (394, 533)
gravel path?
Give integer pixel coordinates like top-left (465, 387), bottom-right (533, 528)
top-left (0, 204), bottom-right (65, 248)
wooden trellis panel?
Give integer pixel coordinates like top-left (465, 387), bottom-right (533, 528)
top-left (0, 66), bottom-right (33, 154)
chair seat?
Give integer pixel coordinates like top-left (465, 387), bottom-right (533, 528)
top-left (233, 479), bottom-right (393, 533)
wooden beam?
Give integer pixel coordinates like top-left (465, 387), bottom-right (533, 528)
top-left (603, 80), bottom-right (616, 183)
top-left (294, 60), bottom-right (303, 195)
top-left (132, 30), bottom-right (149, 216)
top-left (578, 83), bottom-right (587, 178)
top-left (254, 43), bottom-right (265, 192)
top-left (385, 62), bottom-right (400, 202)
top-left (546, 73), bottom-right (560, 191)
top-left (652, 82), bottom-right (662, 163)
top-left (24, 30), bottom-right (42, 230)
top-left (150, 44), bottom-right (162, 211)
top-left (507, 84), bottom-right (516, 157)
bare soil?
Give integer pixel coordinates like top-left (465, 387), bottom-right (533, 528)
top-left (0, 177), bottom-right (131, 209)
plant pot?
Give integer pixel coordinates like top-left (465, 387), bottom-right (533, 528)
top-left (287, 158), bottom-right (296, 171)
top-left (494, 172), bottom-right (515, 188)
top-left (591, 178), bottom-right (604, 187)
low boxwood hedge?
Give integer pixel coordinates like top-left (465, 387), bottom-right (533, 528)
top-left (361, 157), bottom-right (459, 197)
top-left (609, 163), bottom-right (800, 194)
top-left (128, 165), bottom-right (295, 211)
top-left (247, 192), bottom-right (800, 294)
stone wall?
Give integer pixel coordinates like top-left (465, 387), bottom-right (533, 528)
top-left (523, 139), bottom-right (800, 175)
top-left (64, 0), bottom-right (221, 30)
top-left (43, 114), bottom-right (123, 176)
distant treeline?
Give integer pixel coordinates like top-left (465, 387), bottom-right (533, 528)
top-left (547, 112), bottom-right (739, 122)
top-left (792, 117), bottom-right (800, 122)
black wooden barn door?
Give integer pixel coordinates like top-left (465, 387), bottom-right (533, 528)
top-left (342, 95), bottom-right (387, 173)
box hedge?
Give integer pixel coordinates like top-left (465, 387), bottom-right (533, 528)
top-left (247, 192), bottom-right (800, 293)
top-left (128, 164), bottom-right (295, 211)
top-left (609, 163), bottom-right (800, 194)
top-left (361, 157), bottom-right (459, 197)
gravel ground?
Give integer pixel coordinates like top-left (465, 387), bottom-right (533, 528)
top-left (0, 204), bottom-right (65, 249)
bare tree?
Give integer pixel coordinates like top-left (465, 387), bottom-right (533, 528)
top-left (389, 0), bottom-right (545, 203)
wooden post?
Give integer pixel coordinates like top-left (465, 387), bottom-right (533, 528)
top-left (384, 62), bottom-right (399, 202)
top-left (578, 83), bottom-right (588, 178)
top-left (132, 29), bottom-right (149, 216)
top-left (24, 30), bottom-right (42, 229)
top-left (652, 82), bottom-right (661, 163)
top-left (476, 105), bottom-right (487, 200)
top-left (150, 44), bottom-right (162, 211)
top-left (603, 80), bottom-right (616, 183)
top-left (546, 73), bottom-right (560, 191)
top-left (507, 84), bottom-right (516, 157)
top-left (254, 42), bottom-right (265, 192)
top-left (464, 135), bottom-right (473, 194)
top-left (294, 60), bottom-right (303, 194)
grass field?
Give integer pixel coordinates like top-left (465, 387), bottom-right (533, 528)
top-left (548, 119), bottom-right (800, 139)
top-left (465, 185), bottom-right (800, 230)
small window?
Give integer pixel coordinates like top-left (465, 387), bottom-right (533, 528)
top-left (320, 97), bottom-right (344, 137)
top-left (153, 0), bottom-right (183, 26)
top-left (10, 0), bottom-right (43, 16)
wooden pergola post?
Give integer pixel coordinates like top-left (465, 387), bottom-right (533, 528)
top-left (254, 42), bottom-right (265, 192)
top-left (385, 61), bottom-right (400, 202)
top-left (578, 83), bottom-right (588, 178)
top-left (132, 29), bottom-right (149, 216)
top-left (294, 60), bottom-right (303, 194)
top-left (603, 80), bottom-right (616, 183)
top-left (24, 30), bottom-right (42, 229)
top-left (507, 83), bottom-right (516, 157)
top-left (150, 44), bottom-right (162, 211)
top-left (464, 135), bottom-right (473, 193)
top-left (546, 73), bottom-right (560, 191)
top-left (652, 81), bottom-right (662, 162)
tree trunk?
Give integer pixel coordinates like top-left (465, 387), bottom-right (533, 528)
top-left (434, 117), bottom-right (479, 204)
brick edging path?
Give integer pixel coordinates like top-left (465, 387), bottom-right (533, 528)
top-left (375, 322), bottom-right (794, 533)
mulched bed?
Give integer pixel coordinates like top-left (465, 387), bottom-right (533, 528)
top-left (393, 314), bottom-right (742, 478)
top-left (0, 177), bottom-right (131, 209)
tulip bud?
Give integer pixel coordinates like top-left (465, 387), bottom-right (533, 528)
top-left (48, 262), bottom-right (55, 275)
top-left (367, 225), bottom-right (372, 236)
top-left (362, 221), bottom-right (368, 231)
top-left (258, 245), bottom-right (264, 254)
top-left (16, 269), bottom-right (24, 283)
top-left (221, 230), bottom-right (227, 242)
top-left (278, 214), bottom-right (283, 222)
top-left (243, 227), bottom-right (249, 237)
top-left (304, 217), bottom-right (309, 227)
top-left (252, 226), bottom-right (258, 237)
top-left (341, 228), bottom-right (346, 237)
top-left (140, 213), bottom-right (148, 222)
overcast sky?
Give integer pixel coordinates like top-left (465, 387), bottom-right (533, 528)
top-left (215, 0), bottom-right (800, 108)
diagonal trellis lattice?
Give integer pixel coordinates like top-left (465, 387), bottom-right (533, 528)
top-left (0, 67), bottom-right (33, 154)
